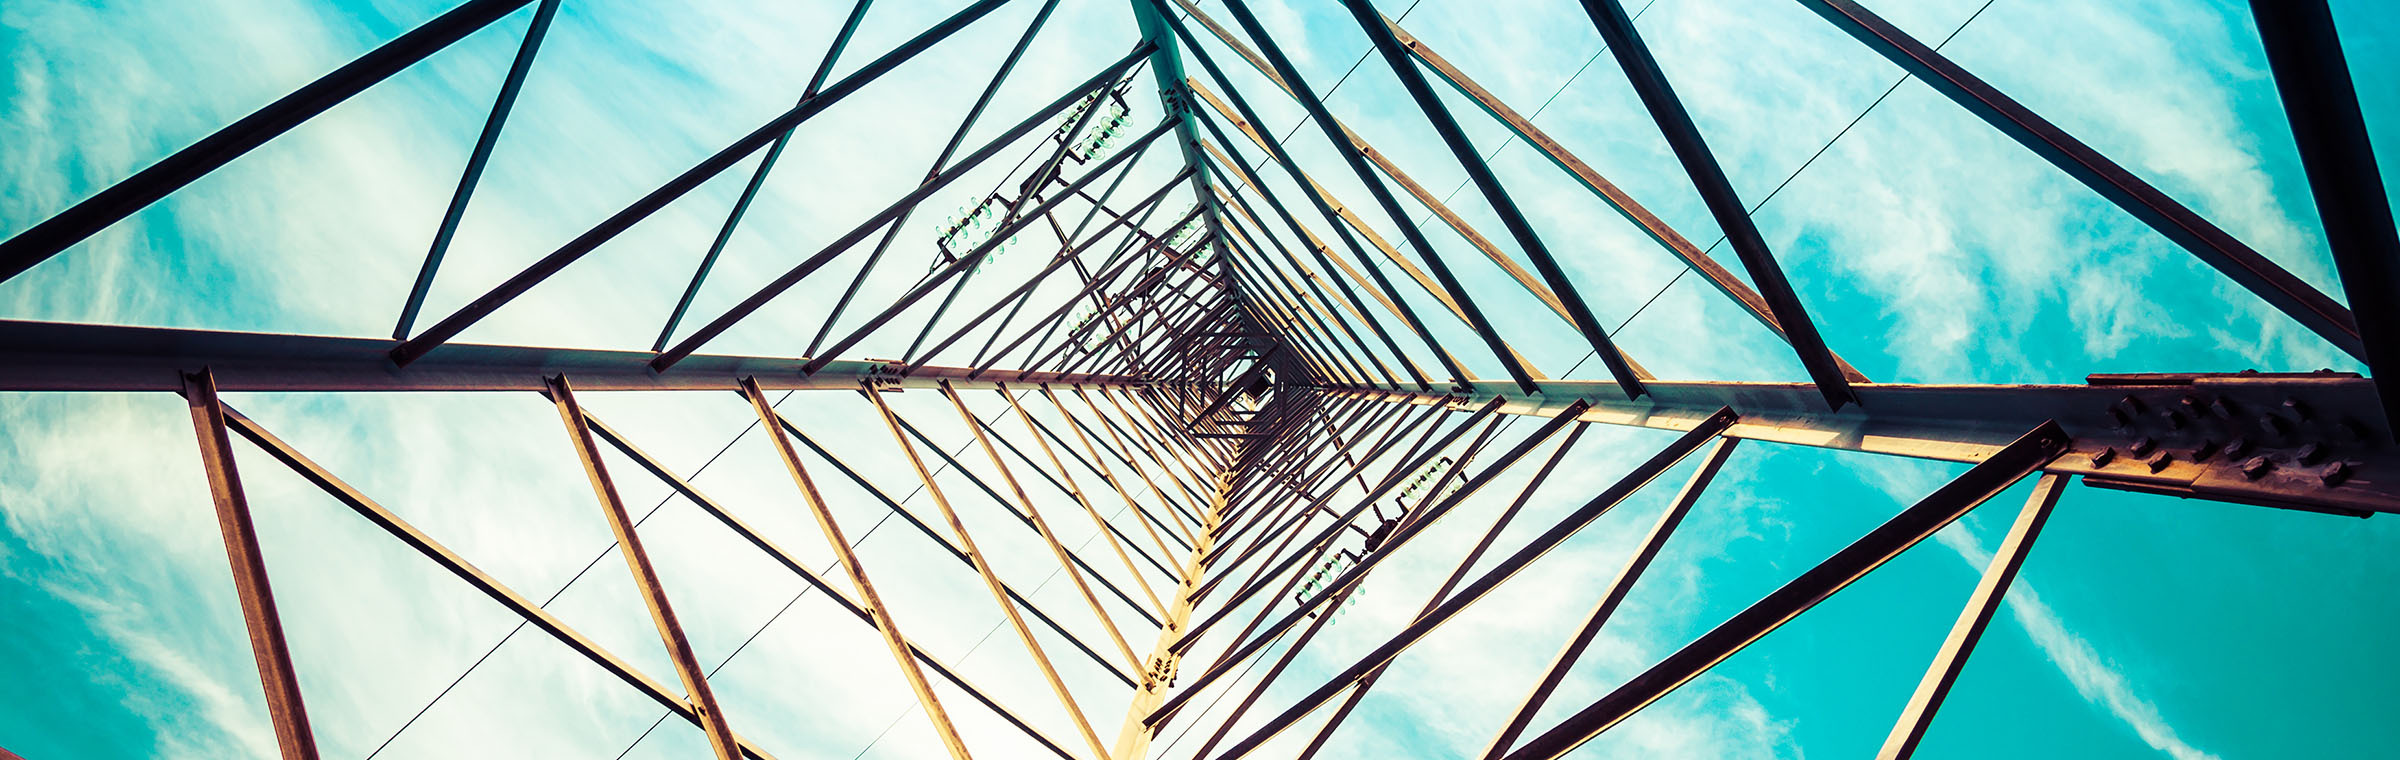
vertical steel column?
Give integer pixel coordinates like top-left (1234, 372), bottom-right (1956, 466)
top-left (1148, 0), bottom-right (1454, 391)
top-left (181, 369), bottom-right (321, 760)
top-left (545, 375), bottom-right (744, 760)
top-left (1110, 472), bottom-right (1230, 759)
top-left (2249, 0), bottom-right (2400, 435)
top-left (738, 378), bottom-right (973, 759)
top-left (1877, 472), bottom-right (2066, 759)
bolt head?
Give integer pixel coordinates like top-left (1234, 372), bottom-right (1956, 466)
top-left (2298, 442), bottom-right (2329, 466)
top-left (2285, 397), bottom-right (2313, 421)
top-left (2320, 461), bottom-right (2354, 488)
top-left (2241, 456), bottom-right (2274, 480)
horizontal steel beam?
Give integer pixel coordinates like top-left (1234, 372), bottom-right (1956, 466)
top-left (1357, 374), bottom-right (2398, 515)
top-left (0, 320), bottom-right (1139, 393)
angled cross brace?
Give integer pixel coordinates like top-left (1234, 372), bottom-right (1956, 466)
top-left (1500, 422), bottom-right (2068, 758)
top-left (1577, 0), bottom-right (1858, 410)
top-left (0, 0), bottom-right (540, 281)
top-left (394, 0), bottom-right (563, 339)
top-left (1375, 12), bottom-right (1870, 383)
top-left (549, 376), bottom-right (748, 760)
top-left (216, 403), bottom-right (784, 760)
top-left (1795, 0), bottom-right (2364, 362)
top-left (579, 408), bottom-right (1087, 759)
top-left (660, 0), bottom-right (882, 352)
top-left (2247, 0), bottom-right (2400, 435)
top-left (1196, 407), bottom-right (1740, 757)
top-left (1331, 0), bottom-right (1649, 396)
top-left (181, 370), bottom-right (322, 760)
top-left (1877, 472), bottom-right (2067, 759)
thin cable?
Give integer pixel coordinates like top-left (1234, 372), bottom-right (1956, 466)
top-left (1269, 0), bottom-right (1428, 147)
top-left (362, 388), bottom-right (797, 760)
top-left (1152, 624), bottom-right (1299, 755)
top-left (1607, 0), bottom-right (1998, 340)
top-left (1386, 0), bottom-right (1663, 259)
top-left (839, 495), bottom-right (1152, 759)
top-left (608, 507), bottom-right (905, 759)
top-left (1552, 0), bottom-right (1999, 379)
top-left (605, 388), bottom-right (1051, 758)
top-left (1230, 0), bottom-right (1432, 188)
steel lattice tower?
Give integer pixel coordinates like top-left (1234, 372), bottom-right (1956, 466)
top-left (1, 0), bottom-right (2394, 758)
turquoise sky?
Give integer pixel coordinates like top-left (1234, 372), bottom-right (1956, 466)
top-left (3, 0), bottom-right (2397, 758)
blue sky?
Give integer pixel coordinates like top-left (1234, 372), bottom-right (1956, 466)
top-left (3, 0), bottom-right (2397, 758)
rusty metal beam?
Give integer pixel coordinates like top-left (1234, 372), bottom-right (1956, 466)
top-left (1578, 0), bottom-right (1858, 410)
top-left (739, 378), bottom-right (974, 760)
top-left (1796, 0), bottom-right (2363, 362)
top-left (181, 369), bottom-right (321, 760)
top-left (1500, 422), bottom-right (2068, 758)
top-left (216, 404), bottom-right (782, 760)
top-left (2249, 0), bottom-right (2400, 435)
top-left (546, 375), bottom-right (745, 760)
top-left (0, 320), bottom-right (1141, 393)
top-left (861, 387), bottom-right (1111, 760)
top-left (1878, 472), bottom-right (2067, 759)
top-left (1363, 372), bottom-right (2399, 516)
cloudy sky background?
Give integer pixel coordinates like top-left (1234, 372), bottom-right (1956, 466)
top-left (3, 0), bottom-right (2398, 758)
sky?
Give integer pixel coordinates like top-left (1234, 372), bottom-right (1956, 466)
top-left (3, 0), bottom-right (2398, 758)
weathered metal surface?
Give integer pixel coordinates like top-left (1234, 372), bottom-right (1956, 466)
top-left (1377, 374), bottom-right (2398, 515)
top-left (0, 320), bottom-right (1141, 393)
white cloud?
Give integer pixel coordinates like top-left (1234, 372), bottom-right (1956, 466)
top-left (1934, 528), bottom-right (2222, 760)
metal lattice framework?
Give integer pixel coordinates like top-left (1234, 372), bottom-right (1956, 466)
top-left (1, 0), bottom-right (2393, 758)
